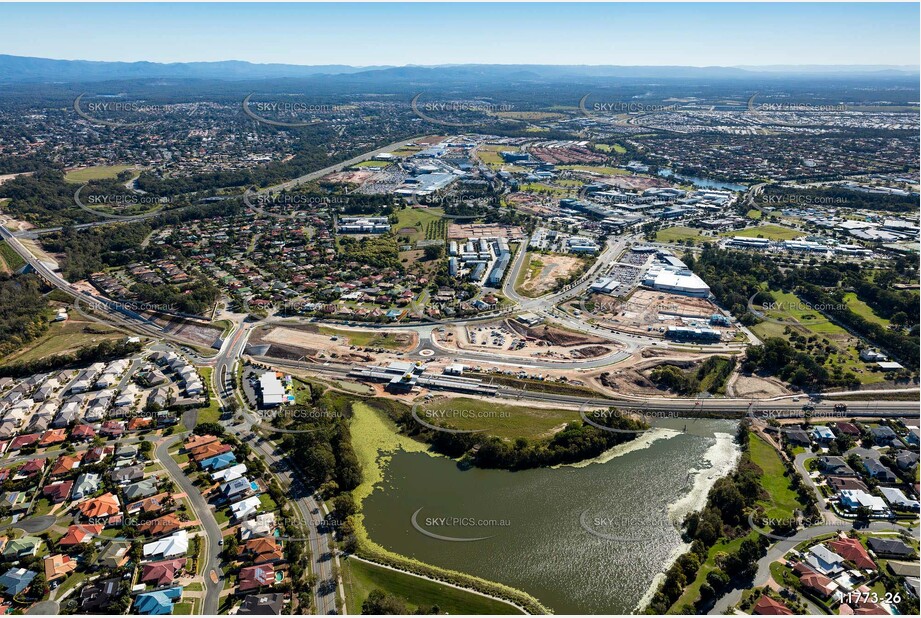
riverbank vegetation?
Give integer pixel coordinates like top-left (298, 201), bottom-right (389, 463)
top-left (343, 558), bottom-right (522, 615)
top-left (382, 399), bottom-right (647, 470)
top-left (646, 423), bottom-right (769, 614)
top-left (650, 356), bottom-right (736, 395)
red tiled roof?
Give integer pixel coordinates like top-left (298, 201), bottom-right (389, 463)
top-left (753, 595), bottom-right (794, 616)
top-left (828, 538), bottom-right (876, 570)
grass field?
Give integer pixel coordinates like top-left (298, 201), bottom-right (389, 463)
top-left (749, 432), bottom-right (804, 519)
top-left (752, 290), bottom-right (844, 336)
top-left (557, 164), bottom-right (630, 176)
top-left (64, 164), bottom-right (137, 183)
top-left (514, 253), bottom-right (543, 297)
top-left (394, 207), bottom-right (445, 243)
top-left (746, 209), bottom-right (763, 220)
top-left (1, 319), bottom-right (122, 365)
top-left (196, 367), bottom-right (221, 424)
top-left (721, 224), bottom-right (802, 241)
top-left (475, 144), bottom-right (518, 168)
top-left (418, 397), bottom-right (580, 439)
top-left (519, 182), bottom-right (573, 197)
top-left (0, 241), bottom-right (26, 272)
top-left (594, 143), bottom-right (627, 154)
top-left (842, 292), bottom-right (890, 327)
top-left (354, 160), bottom-right (392, 169)
top-left (343, 558), bottom-right (522, 615)
top-left (656, 226), bottom-right (703, 243)
top-left (317, 326), bottom-right (413, 350)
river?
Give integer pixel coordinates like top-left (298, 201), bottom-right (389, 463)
top-left (657, 169), bottom-right (748, 192)
top-left (361, 417), bottom-right (741, 614)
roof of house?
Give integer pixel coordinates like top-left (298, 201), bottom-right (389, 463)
top-left (78, 578), bottom-right (121, 612)
top-left (127, 492), bottom-right (170, 515)
top-left (59, 524), bottom-right (104, 547)
top-left (239, 564), bottom-right (276, 591)
top-left (143, 530), bottom-right (189, 558)
top-left (753, 595), bottom-right (794, 615)
top-left (43, 554), bottom-right (77, 581)
top-left (43, 480), bottom-right (74, 503)
top-left (828, 537), bottom-right (876, 570)
top-left (139, 513), bottom-right (182, 537)
top-left (77, 492), bottom-right (121, 519)
top-left (0, 567), bottom-right (37, 596)
top-left (124, 478), bottom-right (159, 501)
top-left (50, 452), bottom-right (83, 476)
top-left (238, 593), bottom-right (285, 615)
top-left (867, 537), bottom-right (913, 557)
top-left (2, 536), bottom-right (41, 559)
top-left (140, 559), bottom-right (186, 587)
top-left (799, 572), bottom-right (835, 597)
top-left (133, 586), bottom-right (182, 615)
top-left (241, 537), bottom-right (284, 564)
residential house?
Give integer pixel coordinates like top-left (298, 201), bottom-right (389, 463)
top-left (139, 513), bottom-right (182, 538)
top-left (133, 586), bottom-right (182, 615)
top-left (43, 554), bottom-right (77, 582)
top-left (240, 537), bottom-right (284, 564)
top-left (71, 472), bottom-right (102, 501)
top-left (805, 544), bottom-right (846, 576)
top-left (238, 564), bottom-right (277, 592)
top-left (77, 492), bottom-right (121, 520)
top-left (870, 426), bottom-right (900, 447)
top-left (240, 513), bottom-right (277, 541)
top-left (78, 578), bottom-right (122, 613)
top-left (818, 456), bottom-right (855, 477)
top-left (97, 541), bottom-right (131, 569)
top-left (827, 537), bottom-right (877, 570)
top-left (752, 595), bottom-right (794, 615)
top-left (43, 480), bottom-right (74, 503)
top-left (867, 537), bottom-right (914, 559)
top-left (238, 593), bottom-right (285, 615)
top-left (140, 559), bottom-right (186, 587)
top-left (0, 568), bottom-right (36, 597)
top-left (111, 464), bottom-right (145, 484)
top-left (58, 524), bottom-right (103, 547)
top-left (2, 536), bottom-right (42, 560)
top-left (143, 530), bottom-right (189, 560)
top-left (230, 496), bottom-right (262, 521)
top-left (862, 458), bottom-right (897, 483)
top-left (124, 478), bottom-right (159, 502)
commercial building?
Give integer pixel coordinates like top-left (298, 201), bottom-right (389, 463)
top-left (643, 267), bottom-right (710, 298)
top-left (337, 217), bottom-right (390, 234)
top-left (257, 372), bottom-right (287, 408)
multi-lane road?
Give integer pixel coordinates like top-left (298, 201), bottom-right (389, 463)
top-left (210, 321), bottom-right (342, 614)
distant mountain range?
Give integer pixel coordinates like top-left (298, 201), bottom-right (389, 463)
top-left (0, 54), bottom-right (917, 83)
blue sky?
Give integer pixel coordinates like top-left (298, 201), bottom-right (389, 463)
top-left (0, 2), bottom-right (917, 66)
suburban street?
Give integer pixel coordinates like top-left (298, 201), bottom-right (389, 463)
top-left (156, 434), bottom-right (223, 615)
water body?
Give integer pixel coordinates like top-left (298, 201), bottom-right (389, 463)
top-left (658, 169), bottom-right (748, 192)
top-left (362, 418), bottom-right (740, 614)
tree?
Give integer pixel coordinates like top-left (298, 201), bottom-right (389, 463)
top-left (423, 244), bottom-right (444, 261)
top-left (362, 590), bottom-right (408, 615)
